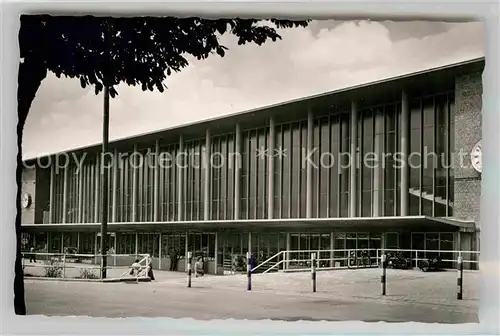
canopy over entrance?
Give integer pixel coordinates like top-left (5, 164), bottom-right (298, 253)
top-left (22, 216), bottom-right (476, 233)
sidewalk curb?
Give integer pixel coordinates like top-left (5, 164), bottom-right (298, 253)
top-left (24, 276), bottom-right (151, 283)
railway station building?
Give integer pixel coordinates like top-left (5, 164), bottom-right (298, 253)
top-left (21, 57), bottom-right (484, 274)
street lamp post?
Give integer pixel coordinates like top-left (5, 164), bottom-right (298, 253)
top-left (100, 85), bottom-right (110, 279)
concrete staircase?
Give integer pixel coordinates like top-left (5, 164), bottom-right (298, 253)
top-left (408, 188), bottom-right (453, 207)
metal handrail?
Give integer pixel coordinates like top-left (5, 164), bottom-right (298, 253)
top-left (379, 248), bottom-right (479, 254)
top-left (251, 251), bottom-right (284, 273)
top-left (22, 252), bottom-right (150, 257)
top-left (253, 248), bottom-right (480, 274)
top-left (21, 252), bottom-right (152, 280)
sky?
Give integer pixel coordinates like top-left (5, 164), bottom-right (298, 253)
top-left (22, 20), bottom-right (484, 160)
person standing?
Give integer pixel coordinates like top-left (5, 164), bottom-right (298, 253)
top-left (195, 256), bottom-right (204, 277)
top-left (147, 259), bottom-right (155, 281)
top-left (169, 249), bottom-right (178, 271)
top-left (249, 253), bottom-right (256, 271)
top-left (29, 246), bottom-right (36, 263)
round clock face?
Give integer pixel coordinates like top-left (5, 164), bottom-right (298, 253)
top-left (21, 192), bottom-right (32, 209)
top-left (470, 140), bottom-right (482, 173)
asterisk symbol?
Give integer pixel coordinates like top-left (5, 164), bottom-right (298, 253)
top-left (256, 146), bottom-right (270, 159)
top-left (274, 146), bottom-right (287, 159)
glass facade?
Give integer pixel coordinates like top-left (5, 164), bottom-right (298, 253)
top-left (46, 90), bottom-right (455, 224)
top-left (212, 134), bottom-right (236, 220)
top-left (241, 128), bottom-right (269, 219)
top-left (408, 92), bottom-right (455, 217)
top-left (158, 143), bottom-right (180, 221)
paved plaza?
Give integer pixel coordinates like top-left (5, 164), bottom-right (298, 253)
top-left (24, 268), bottom-right (479, 323)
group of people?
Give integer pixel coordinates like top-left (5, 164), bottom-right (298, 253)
top-left (129, 258), bottom-right (156, 280)
top-left (128, 250), bottom-right (206, 280)
top-left (168, 249), bottom-right (205, 276)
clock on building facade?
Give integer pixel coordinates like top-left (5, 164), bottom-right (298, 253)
top-left (21, 192), bottom-right (32, 209)
top-left (470, 140), bottom-right (482, 174)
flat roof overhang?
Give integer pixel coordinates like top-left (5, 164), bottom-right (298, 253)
top-left (21, 216), bottom-right (476, 233)
top-left (23, 57), bottom-right (485, 163)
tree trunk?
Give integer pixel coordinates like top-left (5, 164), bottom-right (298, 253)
top-left (15, 59), bottom-right (47, 315)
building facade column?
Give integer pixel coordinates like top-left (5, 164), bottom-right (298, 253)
top-left (49, 164), bottom-right (55, 223)
top-left (400, 90), bottom-right (410, 216)
top-left (76, 232), bottom-right (80, 253)
top-left (78, 159), bottom-right (84, 223)
top-left (214, 232), bottom-right (218, 275)
top-left (285, 233), bottom-right (290, 270)
top-left (184, 233), bottom-right (189, 270)
top-left (177, 135), bottom-right (184, 221)
top-left (330, 233), bottom-right (335, 268)
top-left (94, 154), bottom-right (100, 223)
top-left (61, 232), bottom-right (65, 253)
top-left (62, 163), bottom-right (68, 223)
top-left (153, 140), bottom-right (160, 222)
top-left (158, 232), bottom-right (163, 269)
top-left (306, 109), bottom-right (313, 218)
top-left (349, 101), bottom-right (358, 217)
top-left (94, 233), bottom-right (98, 259)
top-left (373, 113), bottom-right (383, 217)
top-left (248, 232), bottom-right (252, 254)
top-left (131, 145), bottom-right (138, 222)
top-left (234, 123), bottom-right (242, 220)
top-left (268, 117), bottom-right (275, 219)
top-left (204, 129), bottom-right (211, 221)
top-left (113, 233), bottom-right (117, 266)
top-left (111, 149), bottom-right (119, 223)
top-left (135, 232), bottom-right (138, 255)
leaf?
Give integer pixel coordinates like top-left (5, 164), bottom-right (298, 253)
top-left (79, 76), bottom-right (86, 88)
top-left (216, 46), bottom-right (225, 57)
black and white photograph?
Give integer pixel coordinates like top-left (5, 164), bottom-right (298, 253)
top-left (14, 14), bottom-right (485, 324)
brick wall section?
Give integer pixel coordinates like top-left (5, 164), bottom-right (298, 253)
top-left (453, 70), bottom-right (483, 225)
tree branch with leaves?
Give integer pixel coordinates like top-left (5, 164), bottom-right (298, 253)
top-left (15, 15), bottom-right (308, 314)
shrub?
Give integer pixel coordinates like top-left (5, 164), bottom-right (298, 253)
top-left (79, 268), bottom-right (100, 279)
top-left (43, 259), bottom-right (63, 278)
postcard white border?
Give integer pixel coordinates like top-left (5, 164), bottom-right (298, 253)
top-left (1, 1), bottom-right (498, 334)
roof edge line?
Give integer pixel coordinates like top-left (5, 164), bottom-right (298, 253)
top-left (23, 56), bottom-right (485, 163)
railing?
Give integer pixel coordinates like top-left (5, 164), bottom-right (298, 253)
top-left (251, 251), bottom-right (285, 274)
top-left (379, 248), bottom-right (480, 269)
top-left (21, 252), bottom-right (150, 280)
top-left (283, 249), bottom-right (380, 272)
top-left (119, 254), bottom-right (151, 280)
top-left (249, 248), bottom-right (480, 275)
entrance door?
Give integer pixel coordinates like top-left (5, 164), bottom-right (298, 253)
top-left (49, 232), bottom-right (62, 253)
top-left (218, 232), bottom-right (244, 274)
top-left (385, 232), bottom-right (400, 249)
top-left (345, 233), bottom-right (357, 266)
top-left (252, 233), bottom-right (282, 265)
top-left (96, 233), bottom-right (116, 254)
top-left (187, 232), bottom-right (216, 274)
